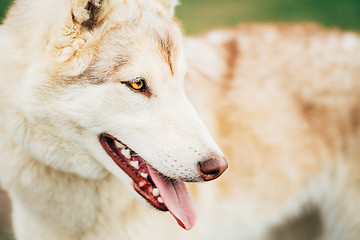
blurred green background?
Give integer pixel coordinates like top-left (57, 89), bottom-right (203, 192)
top-left (176, 0), bottom-right (360, 34)
top-left (0, 0), bottom-right (359, 239)
top-left (0, 0), bottom-right (12, 23)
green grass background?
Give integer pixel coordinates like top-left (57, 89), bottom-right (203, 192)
top-left (176, 0), bottom-right (360, 34)
top-left (0, 0), bottom-right (12, 23)
top-left (0, 0), bottom-right (359, 239)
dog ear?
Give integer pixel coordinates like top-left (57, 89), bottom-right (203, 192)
top-left (71, 0), bottom-right (106, 30)
top-left (157, 0), bottom-right (179, 16)
top-left (52, 0), bottom-right (110, 76)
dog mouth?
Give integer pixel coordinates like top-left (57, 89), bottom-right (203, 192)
top-left (99, 133), bottom-right (197, 230)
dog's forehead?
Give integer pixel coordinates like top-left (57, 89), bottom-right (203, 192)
top-left (120, 6), bottom-right (182, 73)
top-left (72, 1), bottom-right (185, 86)
top-left (90, 12), bottom-right (183, 82)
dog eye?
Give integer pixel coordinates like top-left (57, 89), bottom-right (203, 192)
top-left (121, 78), bottom-right (150, 97)
top-left (129, 79), bottom-right (145, 91)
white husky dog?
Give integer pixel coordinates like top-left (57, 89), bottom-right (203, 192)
top-left (1, 0), bottom-right (360, 239)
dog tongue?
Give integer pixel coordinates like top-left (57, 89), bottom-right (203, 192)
top-left (148, 166), bottom-right (197, 230)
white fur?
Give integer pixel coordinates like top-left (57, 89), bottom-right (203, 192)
top-left (0, 0), bottom-right (222, 239)
top-left (1, 0), bottom-right (360, 240)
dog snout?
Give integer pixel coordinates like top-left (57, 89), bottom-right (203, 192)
top-left (198, 155), bottom-right (228, 181)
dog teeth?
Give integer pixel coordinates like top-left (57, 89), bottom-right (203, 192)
top-left (114, 141), bottom-right (125, 149)
top-left (121, 148), bottom-right (131, 159)
top-left (152, 188), bottom-right (160, 197)
top-left (130, 161), bottom-right (139, 169)
top-left (138, 180), bottom-right (147, 188)
top-left (157, 197), bottom-right (163, 203)
top-left (140, 173), bottom-right (148, 178)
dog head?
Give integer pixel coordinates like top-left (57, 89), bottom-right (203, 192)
top-left (2, 0), bottom-right (227, 229)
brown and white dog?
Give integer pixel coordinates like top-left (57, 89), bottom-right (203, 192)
top-left (0, 0), bottom-right (360, 239)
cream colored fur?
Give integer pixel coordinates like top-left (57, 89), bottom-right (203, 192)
top-left (1, 0), bottom-right (360, 239)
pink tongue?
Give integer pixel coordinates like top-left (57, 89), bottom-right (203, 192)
top-left (148, 166), bottom-right (197, 230)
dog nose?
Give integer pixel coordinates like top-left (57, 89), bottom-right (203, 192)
top-left (198, 156), bottom-right (228, 181)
